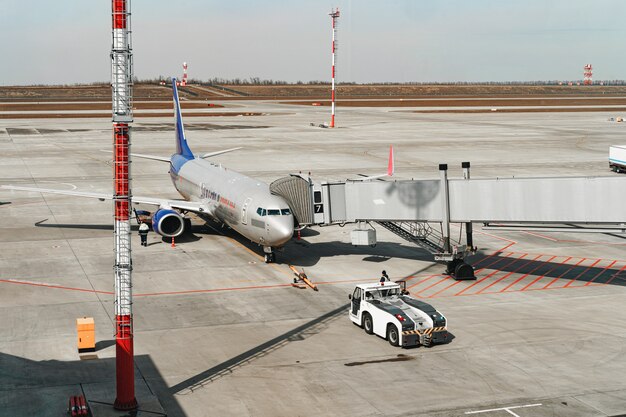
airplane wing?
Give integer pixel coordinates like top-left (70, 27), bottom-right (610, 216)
top-left (1, 185), bottom-right (206, 213)
top-left (349, 145), bottom-right (394, 182)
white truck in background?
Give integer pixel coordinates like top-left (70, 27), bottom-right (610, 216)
top-left (609, 145), bottom-right (626, 173)
top-left (348, 281), bottom-right (449, 348)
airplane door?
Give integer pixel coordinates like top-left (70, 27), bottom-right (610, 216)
top-left (351, 288), bottom-right (361, 316)
top-left (241, 198), bottom-right (252, 225)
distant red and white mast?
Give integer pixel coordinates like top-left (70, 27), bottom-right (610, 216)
top-left (182, 62), bottom-right (188, 86)
top-left (111, 0), bottom-right (137, 411)
top-left (584, 64), bottom-right (593, 85)
top-left (329, 8), bottom-right (340, 128)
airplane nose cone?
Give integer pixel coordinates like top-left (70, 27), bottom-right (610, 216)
top-left (268, 216), bottom-right (294, 246)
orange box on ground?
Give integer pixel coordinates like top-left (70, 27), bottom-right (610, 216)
top-left (76, 317), bottom-right (95, 352)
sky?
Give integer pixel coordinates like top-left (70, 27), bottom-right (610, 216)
top-left (1, 0), bottom-right (626, 85)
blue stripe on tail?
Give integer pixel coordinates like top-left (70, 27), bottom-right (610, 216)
top-left (172, 78), bottom-right (194, 158)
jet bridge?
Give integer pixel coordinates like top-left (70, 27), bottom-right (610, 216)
top-left (270, 163), bottom-right (626, 280)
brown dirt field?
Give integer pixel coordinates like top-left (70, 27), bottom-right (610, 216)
top-left (0, 111), bottom-right (265, 119)
top-left (282, 97), bottom-right (626, 108)
top-left (410, 107), bottom-right (626, 114)
top-left (0, 102), bottom-right (223, 111)
top-left (226, 84), bottom-right (626, 98)
top-left (4, 83), bottom-right (626, 103)
top-left (0, 84), bottom-right (224, 102)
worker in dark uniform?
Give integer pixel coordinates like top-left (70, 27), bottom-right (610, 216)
top-left (138, 221), bottom-right (149, 247)
top-left (380, 270), bottom-right (390, 283)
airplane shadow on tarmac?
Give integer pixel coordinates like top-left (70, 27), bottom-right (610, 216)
top-left (284, 239), bottom-right (437, 267)
top-left (198, 219), bottom-right (438, 267)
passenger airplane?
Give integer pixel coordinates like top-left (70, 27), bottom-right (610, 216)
top-left (2, 78), bottom-right (294, 263)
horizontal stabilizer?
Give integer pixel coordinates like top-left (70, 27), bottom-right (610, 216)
top-left (100, 150), bottom-right (170, 162)
top-left (349, 145), bottom-right (395, 182)
top-left (200, 147), bottom-right (242, 159)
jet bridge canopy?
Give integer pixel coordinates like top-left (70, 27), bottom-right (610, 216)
top-left (299, 176), bottom-right (626, 225)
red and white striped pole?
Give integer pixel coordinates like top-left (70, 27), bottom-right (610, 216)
top-left (329, 8), bottom-right (340, 128)
top-left (111, 0), bottom-right (137, 411)
top-left (182, 62), bottom-right (188, 86)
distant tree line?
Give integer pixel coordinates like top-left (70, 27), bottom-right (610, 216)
top-left (15, 78), bottom-right (626, 87)
top-left (143, 76), bottom-right (626, 86)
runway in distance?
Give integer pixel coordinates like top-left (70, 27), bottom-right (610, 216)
top-left (2, 78), bottom-right (294, 263)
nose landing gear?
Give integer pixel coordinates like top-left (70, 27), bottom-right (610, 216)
top-left (263, 247), bottom-right (276, 263)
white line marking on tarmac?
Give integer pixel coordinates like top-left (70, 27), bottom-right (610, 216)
top-left (465, 403), bottom-right (542, 416)
top-left (38, 181), bottom-right (77, 190)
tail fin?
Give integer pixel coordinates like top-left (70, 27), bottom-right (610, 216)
top-left (172, 78), bottom-right (194, 158)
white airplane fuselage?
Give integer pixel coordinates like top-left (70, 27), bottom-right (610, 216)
top-left (170, 154), bottom-right (294, 250)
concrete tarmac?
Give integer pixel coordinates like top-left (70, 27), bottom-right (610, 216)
top-left (1, 102), bottom-right (626, 416)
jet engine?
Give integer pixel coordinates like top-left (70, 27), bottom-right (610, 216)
top-left (151, 209), bottom-right (185, 237)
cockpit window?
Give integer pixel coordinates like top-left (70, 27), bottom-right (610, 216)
top-left (281, 208), bottom-right (291, 215)
top-left (256, 208), bottom-right (266, 216)
top-left (267, 209), bottom-right (280, 216)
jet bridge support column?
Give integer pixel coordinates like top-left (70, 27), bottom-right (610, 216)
top-left (439, 164), bottom-right (451, 254)
top-left (440, 164), bottom-right (475, 279)
top-left (462, 162), bottom-right (474, 250)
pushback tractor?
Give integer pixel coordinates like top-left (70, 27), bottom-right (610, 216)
top-left (348, 282), bottom-right (449, 348)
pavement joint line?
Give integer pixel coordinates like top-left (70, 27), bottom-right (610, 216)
top-left (563, 258), bottom-right (602, 288)
top-left (500, 254), bottom-right (553, 292)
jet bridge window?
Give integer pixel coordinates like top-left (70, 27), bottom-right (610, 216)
top-left (256, 208), bottom-right (266, 216)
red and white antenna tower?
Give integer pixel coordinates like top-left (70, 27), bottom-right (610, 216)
top-left (182, 62), bottom-right (188, 86)
top-left (111, 0), bottom-right (137, 411)
top-left (584, 64), bottom-right (593, 85)
top-left (329, 8), bottom-right (340, 128)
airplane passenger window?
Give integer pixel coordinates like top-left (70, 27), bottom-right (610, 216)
top-left (281, 208), bottom-right (291, 215)
top-left (268, 209), bottom-right (280, 215)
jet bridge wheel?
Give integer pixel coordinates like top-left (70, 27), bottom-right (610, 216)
top-left (446, 259), bottom-right (476, 281)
